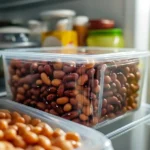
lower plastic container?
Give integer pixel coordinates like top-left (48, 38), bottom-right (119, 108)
top-left (2, 47), bottom-right (149, 127)
top-left (0, 99), bottom-right (114, 150)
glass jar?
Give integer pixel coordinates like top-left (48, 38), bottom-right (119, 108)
top-left (87, 28), bottom-right (124, 48)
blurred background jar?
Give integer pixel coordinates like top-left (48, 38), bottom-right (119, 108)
top-left (40, 9), bottom-right (78, 48)
top-left (73, 16), bottom-right (89, 46)
top-left (87, 28), bottom-right (124, 48)
top-left (87, 19), bottom-right (124, 48)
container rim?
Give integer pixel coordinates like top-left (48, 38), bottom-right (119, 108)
top-left (1, 47), bottom-right (150, 62)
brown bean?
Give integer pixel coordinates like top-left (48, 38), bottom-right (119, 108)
top-left (47, 94), bottom-right (56, 101)
top-left (51, 102), bottom-right (64, 114)
top-left (52, 79), bottom-right (62, 87)
top-left (136, 71), bottom-right (140, 80)
top-left (90, 117), bottom-right (99, 125)
top-left (76, 94), bottom-right (90, 106)
top-left (63, 73), bottom-right (79, 82)
top-left (56, 97), bottom-right (69, 105)
top-left (107, 96), bottom-right (121, 107)
top-left (89, 79), bottom-right (99, 88)
top-left (104, 76), bottom-right (112, 84)
top-left (117, 73), bottom-right (127, 84)
top-left (77, 74), bottom-right (88, 86)
top-left (114, 79), bottom-right (121, 89)
top-left (12, 75), bottom-right (20, 81)
top-left (82, 106), bottom-right (92, 116)
top-left (131, 84), bottom-right (139, 92)
top-left (102, 108), bottom-right (107, 116)
top-left (44, 64), bottom-right (52, 75)
top-left (23, 84), bottom-right (30, 90)
top-left (31, 62), bottom-right (38, 71)
top-left (65, 82), bottom-right (76, 89)
top-left (57, 84), bottom-right (64, 97)
top-left (108, 113), bottom-right (116, 119)
top-left (47, 87), bottom-right (57, 93)
top-left (79, 114), bottom-right (88, 121)
top-left (53, 61), bottom-right (63, 70)
top-left (36, 80), bottom-right (43, 85)
top-left (120, 87), bottom-right (127, 93)
top-left (103, 91), bottom-right (113, 97)
top-left (110, 73), bottom-right (117, 82)
top-left (16, 94), bottom-right (25, 101)
top-left (41, 73), bottom-right (51, 85)
top-left (86, 68), bottom-right (95, 78)
top-left (64, 90), bottom-right (78, 97)
top-left (63, 103), bottom-right (72, 112)
top-left (63, 63), bottom-right (76, 73)
top-left (19, 74), bottom-right (40, 85)
top-left (127, 73), bottom-right (135, 80)
top-left (104, 84), bottom-right (111, 89)
top-left (49, 109), bottom-right (59, 116)
top-left (85, 61), bottom-right (95, 69)
top-left (37, 102), bottom-right (46, 110)
top-left (38, 65), bottom-right (44, 73)
top-left (62, 111), bottom-right (79, 120)
top-left (102, 99), bottom-right (107, 108)
top-left (16, 69), bottom-right (21, 76)
top-left (107, 105), bottom-right (114, 112)
top-left (92, 85), bottom-right (100, 93)
top-left (53, 70), bottom-right (65, 79)
top-left (70, 98), bottom-right (77, 106)
top-left (77, 65), bottom-right (86, 75)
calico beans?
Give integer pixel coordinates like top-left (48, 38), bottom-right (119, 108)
top-left (8, 58), bottom-right (140, 126)
top-left (0, 110), bottom-right (81, 150)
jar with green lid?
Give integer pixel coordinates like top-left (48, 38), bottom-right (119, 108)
top-left (87, 28), bottom-right (124, 48)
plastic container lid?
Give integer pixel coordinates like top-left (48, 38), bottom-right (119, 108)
top-left (40, 9), bottom-right (76, 20)
top-left (74, 16), bottom-right (89, 26)
top-left (88, 28), bottom-right (123, 36)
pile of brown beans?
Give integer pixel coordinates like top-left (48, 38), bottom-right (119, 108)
top-left (0, 109), bottom-right (81, 150)
top-left (8, 58), bottom-right (140, 126)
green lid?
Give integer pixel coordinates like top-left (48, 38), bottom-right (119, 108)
top-left (88, 28), bottom-right (123, 36)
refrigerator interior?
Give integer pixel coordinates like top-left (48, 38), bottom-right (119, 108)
top-left (0, 0), bottom-right (150, 149)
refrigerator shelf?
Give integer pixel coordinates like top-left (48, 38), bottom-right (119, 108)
top-left (95, 103), bottom-right (150, 136)
top-left (109, 108), bottom-right (150, 150)
top-left (0, 0), bottom-right (74, 9)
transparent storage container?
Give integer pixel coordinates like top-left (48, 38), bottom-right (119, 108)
top-left (2, 47), bottom-right (149, 127)
top-left (0, 99), bottom-right (114, 150)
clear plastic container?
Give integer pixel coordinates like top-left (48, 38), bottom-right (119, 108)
top-left (2, 47), bottom-right (149, 127)
top-left (0, 99), bottom-right (114, 150)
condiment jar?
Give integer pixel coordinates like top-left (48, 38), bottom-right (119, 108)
top-left (74, 16), bottom-right (89, 46)
top-left (87, 28), bottom-right (124, 48)
top-left (89, 19), bottom-right (115, 30)
top-left (40, 9), bottom-right (78, 48)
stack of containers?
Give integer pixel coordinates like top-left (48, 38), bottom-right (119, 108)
top-left (2, 47), bottom-right (149, 128)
